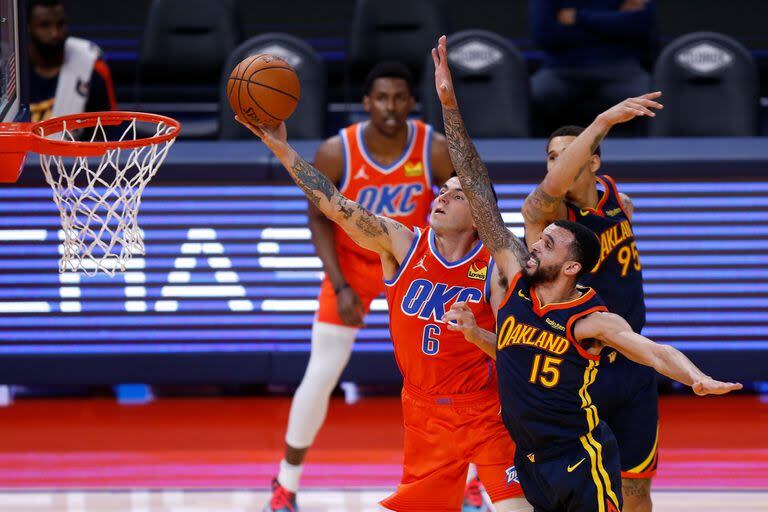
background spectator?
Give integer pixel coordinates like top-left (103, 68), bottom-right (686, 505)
top-left (530, 0), bottom-right (657, 135)
top-left (27, 0), bottom-right (116, 123)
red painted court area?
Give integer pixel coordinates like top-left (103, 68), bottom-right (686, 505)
top-left (1, 395), bottom-right (766, 489)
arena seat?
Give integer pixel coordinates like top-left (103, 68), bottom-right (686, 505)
top-left (137, 0), bottom-right (240, 103)
top-left (651, 32), bottom-right (759, 136)
top-left (421, 29), bottom-right (530, 137)
top-left (346, 0), bottom-right (449, 102)
top-left (219, 33), bottom-right (326, 140)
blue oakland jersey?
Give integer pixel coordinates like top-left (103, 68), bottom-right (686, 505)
top-left (495, 272), bottom-right (608, 455)
top-left (566, 175), bottom-right (645, 332)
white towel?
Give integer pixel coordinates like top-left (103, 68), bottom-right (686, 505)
top-left (51, 37), bottom-right (101, 118)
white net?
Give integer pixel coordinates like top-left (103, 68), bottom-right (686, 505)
top-left (38, 116), bottom-right (177, 276)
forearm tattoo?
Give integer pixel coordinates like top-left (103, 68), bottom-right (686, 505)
top-left (442, 107), bottom-right (528, 265)
top-left (523, 185), bottom-right (564, 224)
top-left (290, 154), bottom-right (336, 206)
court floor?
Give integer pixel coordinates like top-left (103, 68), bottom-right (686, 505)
top-left (0, 489), bottom-right (765, 511)
top-left (0, 394), bottom-right (766, 510)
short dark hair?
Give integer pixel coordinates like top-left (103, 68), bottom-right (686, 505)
top-left (363, 61), bottom-right (414, 97)
top-left (28, 0), bottom-right (63, 18)
top-left (449, 171), bottom-right (498, 204)
top-left (553, 220), bottom-right (600, 277)
top-left (547, 125), bottom-right (601, 157)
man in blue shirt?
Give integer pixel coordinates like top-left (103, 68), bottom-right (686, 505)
top-left (530, 0), bottom-right (656, 136)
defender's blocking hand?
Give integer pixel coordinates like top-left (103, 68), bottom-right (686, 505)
top-left (596, 92), bottom-right (664, 127)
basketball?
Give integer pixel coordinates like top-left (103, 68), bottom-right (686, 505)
top-left (227, 54), bottom-right (301, 128)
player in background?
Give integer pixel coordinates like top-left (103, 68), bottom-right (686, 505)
top-left (522, 94), bottom-right (663, 512)
top-left (27, 0), bottom-right (116, 122)
top-left (261, 62), bottom-right (461, 511)
top-left (433, 34), bottom-right (741, 512)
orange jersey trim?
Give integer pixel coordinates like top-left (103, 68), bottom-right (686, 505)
top-left (93, 59), bottom-right (117, 110)
top-left (565, 305), bottom-right (609, 361)
top-left (531, 286), bottom-right (597, 315)
top-left (499, 271), bottom-right (524, 311)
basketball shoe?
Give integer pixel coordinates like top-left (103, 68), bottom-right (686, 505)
top-left (263, 478), bottom-right (298, 512)
top-left (462, 476), bottom-right (490, 512)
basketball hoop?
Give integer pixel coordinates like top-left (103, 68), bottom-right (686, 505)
top-left (0, 112), bottom-right (181, 276)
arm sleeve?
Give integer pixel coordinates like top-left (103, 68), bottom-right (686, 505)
top-left (576, 2), bottom-right (656, 40)
top-left (530, 0), bottom-right (592, 52)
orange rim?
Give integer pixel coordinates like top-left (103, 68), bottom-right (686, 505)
top-left (29, 111), bottom-right (181, 157)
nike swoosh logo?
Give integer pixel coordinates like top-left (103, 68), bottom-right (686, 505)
top-left (518, 290), bottom-right (530, 301)
top-left (567, 458), bottom-right (586, 473)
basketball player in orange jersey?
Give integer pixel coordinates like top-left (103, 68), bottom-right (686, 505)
top-left (262, 62), bottom-right (466, 512)
top-left (238, 111), bottom-right (531, 511)
top-left (432, 34), bottom-right (741, 512)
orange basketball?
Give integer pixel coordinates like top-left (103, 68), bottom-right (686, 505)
top-left (227, 54), bottom-right (300, 127)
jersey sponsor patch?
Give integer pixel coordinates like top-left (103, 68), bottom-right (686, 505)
top-left (404, 161), bottom-right (424, 177)
top-left (467, 260), bottom-right (488, 281)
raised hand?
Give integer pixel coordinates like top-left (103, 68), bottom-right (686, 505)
top-left (235, 116), bottom-right (288, 154)
top-left (431, 35), bottom-right (458, 109)
top-left (692, 377), bottom-right (743, 396)
top-left (596, 92), bottom-right (663, 127)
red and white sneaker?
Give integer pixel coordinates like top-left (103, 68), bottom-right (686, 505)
top-left (263, 478), bottom-right (298, 512)
top-left (462, 476), bottom-right (490, 512)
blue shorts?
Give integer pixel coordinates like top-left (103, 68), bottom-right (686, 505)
top-left (516, 422), bottom-right (623, 512)
top-left (591, 351), bottom-right (659, 479)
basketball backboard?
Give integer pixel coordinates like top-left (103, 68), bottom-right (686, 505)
top-left (0, 0), bottom-right (25, 123)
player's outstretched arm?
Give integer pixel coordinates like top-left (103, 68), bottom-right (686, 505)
top-left (432, 35), bottom-right (528, 280)
top-left (444, 302), bottom-right (497, 360)
top-left (522, 93), bottom-right (662, 245)
top-left (238, 118), bottom-right (413, 258)
top-left (574, 312), bottom-right (742, 396)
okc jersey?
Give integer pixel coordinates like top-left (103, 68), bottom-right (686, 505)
top-left (495, 272), bottom-right (608, 454)
top-left (385, 227), bottom-right (496, 395)
top-left (566, 175), bottom-right (645, 332)
top-left (336, 120), bottom-right (436, 261)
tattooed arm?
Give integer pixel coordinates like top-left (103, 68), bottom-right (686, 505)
top-left (237, 119), bottom-right (414, 267)
top-left (522, 92), bottom-right (662, 246)
top-left (432, 36), bottom-right (528, 281)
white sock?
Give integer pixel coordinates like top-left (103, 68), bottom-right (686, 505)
top-left (277, 459), bottom-right (303, 494)
top-left (284, 321), bottom-right (357, 447)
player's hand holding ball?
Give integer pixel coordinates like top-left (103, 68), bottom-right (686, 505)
top-left (229, 54), bottom-right (299, 154)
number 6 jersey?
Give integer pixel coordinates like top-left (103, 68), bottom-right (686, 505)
top-left (384, 227), bottom-right (496, 396)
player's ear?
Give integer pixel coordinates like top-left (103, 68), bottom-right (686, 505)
top-left (563, 260), bottom-right (582, 277)
top-left (589, 154), bottom-right (601, 174)
top-left (363, 95), bottom-right (372, 113)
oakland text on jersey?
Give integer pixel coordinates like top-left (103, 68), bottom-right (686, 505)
top-left (497, 314), bottom-right (570, 356)
top-left (594, 219), bottom-right (634, 271)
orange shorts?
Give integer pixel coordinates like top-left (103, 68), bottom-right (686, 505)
top-left (316, 251), bottom-right (384, 326)
top-left (381, 383), bottom-right (524, 512)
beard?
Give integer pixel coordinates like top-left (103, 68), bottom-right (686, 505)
top-left (32, 37), bottom-right (65, 61)
top-left (523, 262), bottom-right (561, 287)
